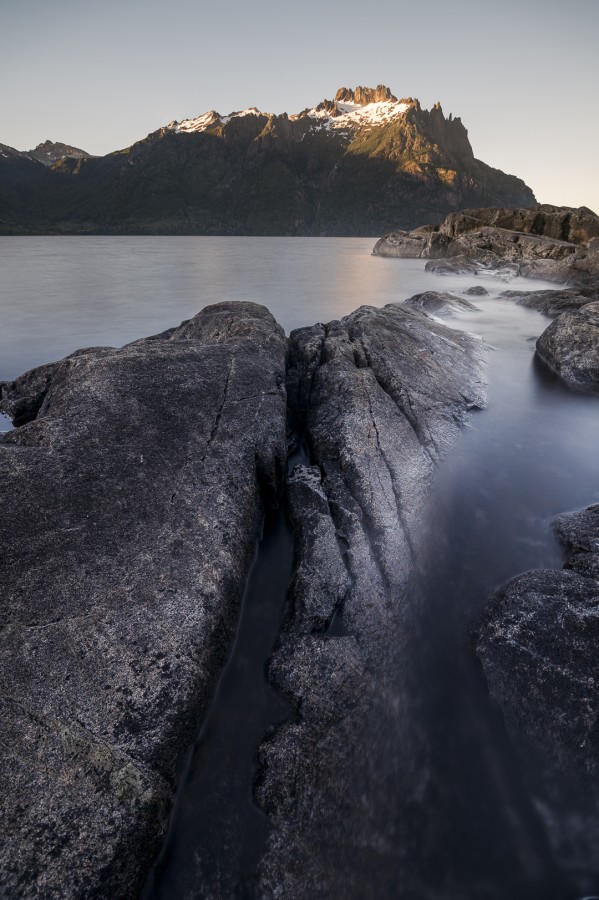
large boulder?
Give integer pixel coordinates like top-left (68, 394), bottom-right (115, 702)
top-left (476, 505), bottom-right (599, 890)
top-left (535, 301), bottom-right (599, 391)
top-left (0, 302), bottom-right (287, 898)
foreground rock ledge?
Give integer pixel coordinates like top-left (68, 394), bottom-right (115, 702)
top-left (0, 303), bottom-right (287, 899)
top-left (256, 304), bottom-right (487, 898)
top-left (475, 504), bottom-right (599, 889)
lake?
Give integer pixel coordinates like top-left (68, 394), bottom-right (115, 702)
top-left (0, 235), bottom-right (559, 379)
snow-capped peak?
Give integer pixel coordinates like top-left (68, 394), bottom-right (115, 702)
top-left (294, 98), bottom-right (412, 131)
top-left (163, 87), bottom-right (415, 138)
top-left (167, 107), bottom-right (267, 134)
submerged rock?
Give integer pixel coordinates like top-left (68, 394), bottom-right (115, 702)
top-left (499, 287), bottom-right (598, 317)
top-left (475, 505), bottom-right (599, 889)
top-left (256, 304), bottom-right (487, 897)
top-left (0, 303), bottom-right (287, 898)
top-left (536, 301), bottom-right (599, 391)
top-left (403, 290), bottom-right (479, 316)
top-left (465, 285), bottom-right (488, 296)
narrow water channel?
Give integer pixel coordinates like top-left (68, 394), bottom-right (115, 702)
top-left (142, 451), bottom-right (306, 900)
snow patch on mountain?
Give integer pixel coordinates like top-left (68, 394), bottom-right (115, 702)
top-left (298, 99), bottom-right (411, 130)
top-left (164, 90), bottom-right (413, 137)
top-left (169, 107), bottom-right (266, 134)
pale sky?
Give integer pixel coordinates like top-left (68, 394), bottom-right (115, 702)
top-left (2, 0), bottom-right (598, 214)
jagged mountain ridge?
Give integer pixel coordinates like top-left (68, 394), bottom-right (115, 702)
top-left (26, 140), bottom-right (94, 167)
top-left (0, 85), bottom-right (535, 235)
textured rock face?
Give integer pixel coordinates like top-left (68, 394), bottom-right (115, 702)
top-left (475, 505), bottom-right (599, 887)
top-left (256, 305), bottom-right (487, 897)
top-left (373, 205), bottom-right (599, 288)
top-left (335, 84), bottom-right (396, 105)
top-left (439, 205), bottom-right (599, 245)
top-left (0, 303), bottom-right (287, 898)
top-left (535, 300), bottom-right (599, 391)
top-left (403, 290), bottom-right (479, 315)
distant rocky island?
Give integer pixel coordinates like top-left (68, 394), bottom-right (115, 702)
top-left (0, 85), bottom-right (535, 235)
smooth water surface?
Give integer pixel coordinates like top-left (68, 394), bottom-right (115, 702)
top-left (0, 236), bottom-right (558, 379)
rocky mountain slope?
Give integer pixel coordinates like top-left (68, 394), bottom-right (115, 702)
top-left (0, 85), bottom-right (535, 235)
top-left (25, 140), bottom-right (93, 166)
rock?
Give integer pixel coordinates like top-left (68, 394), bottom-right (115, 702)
top-left (373, 228), bottom-right (449, 259)
top-left (403, 290), bottom-right (479, 315)
top-left (0, 302), bottom-right (287, 898)
top-left (424, 254), bottom-right (481, 275)
top-left (446, 226), bottom-right (578, 264)
top-left (535, 301), bottom-right (599, 391)
top-left (521, 243), bottom-right (599, 287)
top-left (256, 304), bottom-right (487, 897)
top-left (465, 285), bottom-right (488, 295)
top-left (373, 206), bottom-right (599, 288)
top-left (499, 287), bottom-right (598, 317)
top-left (475, 505), bottom-right (599, 889)
top-left (335, 84), bottom-right (397, 105)
top-left (439, 205), bottom-right (599, 245)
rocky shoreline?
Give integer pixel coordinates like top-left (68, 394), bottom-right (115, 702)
top-left (375, 203), bottom-right (599, 895)
top-left (375, 204), bottom-right (599, 390)
top-left (1, 207), bottom-right (599, 897)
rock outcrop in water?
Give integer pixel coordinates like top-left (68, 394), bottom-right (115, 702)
top-left (0, 303), bottom-right (287, 898)
top-left (535, 300), bottom-right (599, 390)
top-left (475, 505), bottom-right (599, 891)
top-left (255, 304), bottom-right (487, 897)
top-left (498, 287), bottom-right (599, 317)
top-left (373, 204), bottom-right (599, 288)
top-left (403, 290), bottom-right (479, 316)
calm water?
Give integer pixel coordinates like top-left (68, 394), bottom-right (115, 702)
top-left (0, 236), bottom-right (558, 379)
top-left (2, 238), bottom-right (598, 898)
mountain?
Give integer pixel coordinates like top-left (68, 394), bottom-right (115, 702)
top-left (0, 85), bottom-right (535, 235)
top-left (26, 140), bottom-right (94, 167)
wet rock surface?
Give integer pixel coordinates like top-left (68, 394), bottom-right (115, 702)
top-left (535, 301), bottom-right (599, 391)
top-left (0, 302), bottom-right (287, 898)
top-left (499, 287), bottom-right (598, 317)
top-left (255, 304), bottom-right (488, 897)
top-left (475, 505), bottom-right (599, 890)
top-left (464, 285), bottom-right (488, 296)
top-left (403, 290), bottom-right (479, 316)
